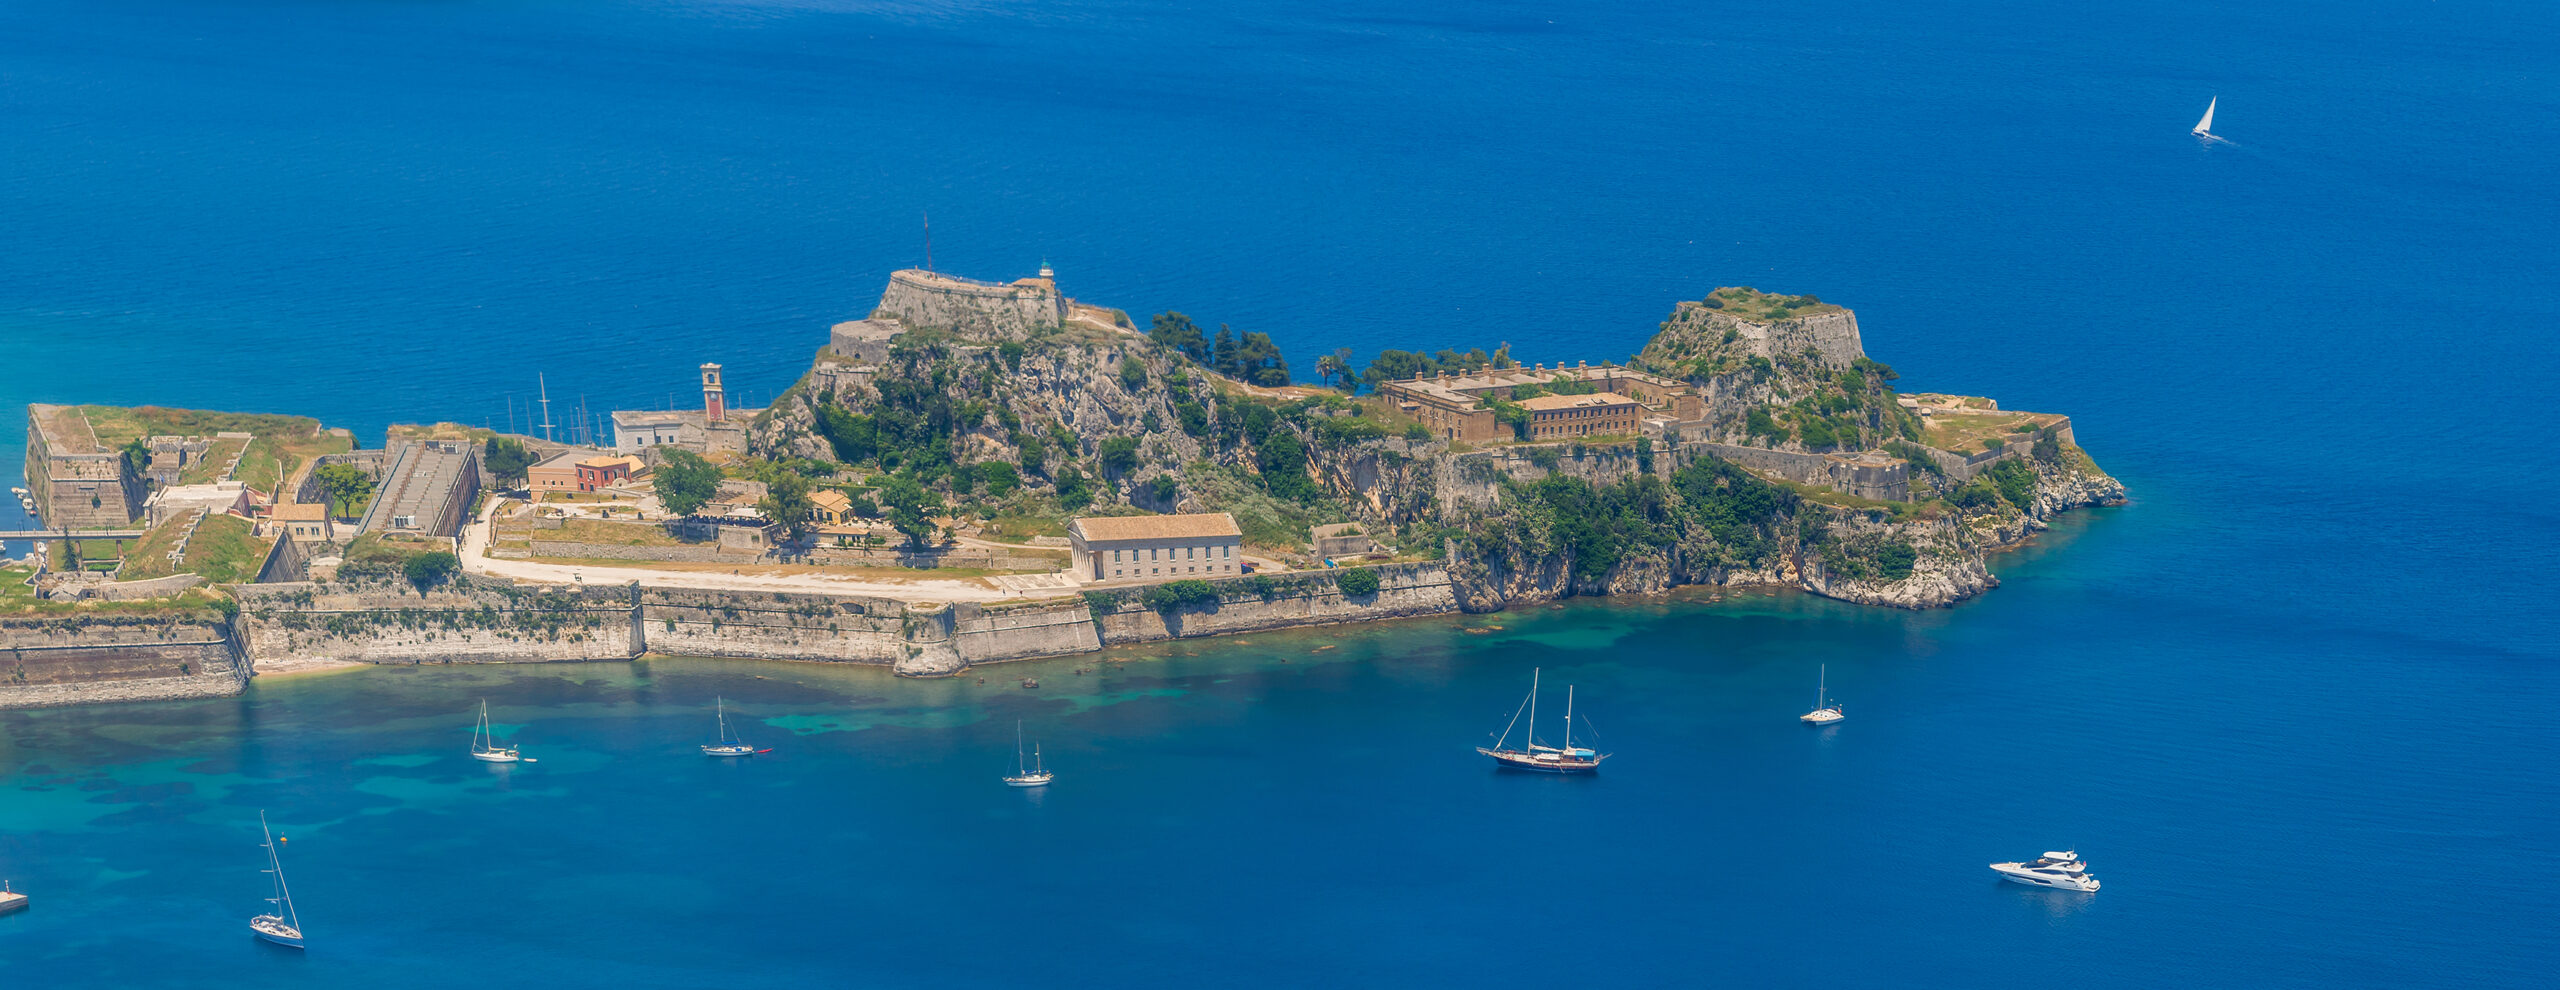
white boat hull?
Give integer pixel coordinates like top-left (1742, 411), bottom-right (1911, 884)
top-left (702, 744), bottom-right (756, 757)
top-left (1989, 864), bottom-right (2100, 892)
top-left (1800, 708), bottom-right (1844, 724)
top-left (250, 914), bottom-right (304, 948)
top-left (471, 750), bottom-right (520, 763)
top-left (1005, 773), bottom-right (1054, 788)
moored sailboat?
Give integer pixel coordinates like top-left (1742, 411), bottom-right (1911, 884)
top-left (1800, 664), bottom-right (1844, 724)
top-left (249, 811), bottom-right (304, 949)
top-left (1004, 720), bottom-right (1054, 787)
top-left (702, 696), bottom-right (757, 757)
top-left (469, 699), bottom-right (522, 763)
top-left (1477, 668), bottom-right (1606, 773)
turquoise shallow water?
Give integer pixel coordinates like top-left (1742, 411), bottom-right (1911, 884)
top-left (4, 515), bottom-right (2557, 986)
top-left (3, 0), bottom-right (2558, 984)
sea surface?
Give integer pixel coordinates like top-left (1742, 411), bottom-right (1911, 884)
top-left (2, 0), bottom-right (2556, 985)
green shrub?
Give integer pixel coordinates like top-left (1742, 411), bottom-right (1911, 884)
top-left (1986, 458), bottom-right (2037, 511)
top-left (1142, 579), bottom-right (1220, 612)
top-left (1119, 355), bottom-right (1148, 390)
top-left (1873, 541), bottom-right (1917, 581)
top-left (1404, 424), bottom-right (1432, 441)
top-left (1334, 567), bottom-right (1381, 596)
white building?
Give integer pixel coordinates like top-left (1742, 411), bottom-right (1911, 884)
top-left (1068, 513), bottom-right (1246, 583)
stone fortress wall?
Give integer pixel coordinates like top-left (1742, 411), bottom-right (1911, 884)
top-left (872, 268), bottom-right (1067, 338)
top-left (24, 404), bottom-right (145, 529)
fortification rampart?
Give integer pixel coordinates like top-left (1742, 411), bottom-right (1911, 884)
top-left (25, 404), bottom-right (145, 529)
top-left (874, 269), bottom-right (1067, 339)
top-left (0, 614), bottom-right (247, 709)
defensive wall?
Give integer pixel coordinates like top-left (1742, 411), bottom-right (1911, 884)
top-left (873, 269), bottom-right (1067, 339)
top-left (25, 404), bottom-right (144, 529)
top-left (0, 613), bottom-right (248, 710)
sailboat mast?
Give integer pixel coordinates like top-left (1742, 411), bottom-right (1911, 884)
top-left (261, 811), bottom-right (299, 929)
top-left (1016, 720), bottom-right (1027, 775)
top-left (1546, 685), bottom-right (1566, 757)
top-left (1527, 668), bottom-right (1540, 750)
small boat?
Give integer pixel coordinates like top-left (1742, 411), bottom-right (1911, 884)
top-left (469, 699), bottom-right (521, 763)
top-left (701, 696), bottom-right (756, 757)
top-left (2192, 96), bottom-right (2218, 139)
top-left (0, 880), bottom-right (26, 916)
top-left (249, 811), bottom-right (305, 948)
top-left (1477, 667), bottom-right (1606, 773)
top-left (1990, 850), bottom-right (2101, 892)
top-left (1800, 664), bottom-right (1844, 724)
top-left (1003, 720), bottom-right (1054, 788)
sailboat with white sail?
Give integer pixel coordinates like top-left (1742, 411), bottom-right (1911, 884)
top-left (2192, 97), bottom-right (2219, 140)
top-left (1477, 668), bottom-right (1606, 773)
top-left (469, 699), bottom-right (523, 763)
top-left (1004, 720), bottom-right (1054, 787)
top-left (1800, 664), bottom-right (1845, 724)
top-left (702, 696), bottom-right (758, 757)
top-left (248, 811), bottom-right (304, 949)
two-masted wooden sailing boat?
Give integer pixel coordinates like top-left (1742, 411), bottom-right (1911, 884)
top-left (469, 699), bottom-right (525, 763)
top-left (1004, 720), bottom-right (1054, 788)
top-left (1478, 668), bottom-right (1606, 773)
top-left (249, 811), bottom-right (304, 949)
top-left (702, 696), bottom-right (759, 757)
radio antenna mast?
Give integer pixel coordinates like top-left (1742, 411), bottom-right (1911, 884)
top-left (923, 209), bottom-right (932, 272)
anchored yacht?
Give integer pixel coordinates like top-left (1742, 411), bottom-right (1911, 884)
top-left (1477, 668), bottom-right (1607, 773)
top-left (1800, 664), bottom-right (1844, 725)
top-left (1989, 850), bottom-right (2100, 892)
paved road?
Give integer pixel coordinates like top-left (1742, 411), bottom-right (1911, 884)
top-left (457, 498), bottom-right (1019, 603)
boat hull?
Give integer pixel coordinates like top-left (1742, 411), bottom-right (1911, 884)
top-left (702, 745), bottom-right (756, 757)
top-left (1800, 709), bottom-right (1844, 725)
top-left (251, 915), bottom-right (304, 948)
top-left (1004, 774), bottom-right (1054, 788)
top-left (1477, 747), bottom-right (1603, 773)
top-left (0, 892), bottom-right (26, 916)
top-left (1989, 865), bottom-right (2099, 892)
top-left (470, 750), bottom-right (520, 763)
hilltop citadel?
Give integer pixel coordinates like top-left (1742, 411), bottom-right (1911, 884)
top-left (5, 264), bottom-right (2121, 709)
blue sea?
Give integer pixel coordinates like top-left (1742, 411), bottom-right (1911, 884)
top-left (3, 0), bottom-right (2556, 985)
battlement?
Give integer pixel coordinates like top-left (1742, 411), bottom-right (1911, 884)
top-left (874, 267), bottom-right (1068, 339)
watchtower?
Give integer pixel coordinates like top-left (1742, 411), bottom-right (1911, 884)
top-left (701, 363), bottom-right (726, 424)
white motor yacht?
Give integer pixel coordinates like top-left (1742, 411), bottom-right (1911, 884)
top-left (1989, 850), bottom-right (2100, 892)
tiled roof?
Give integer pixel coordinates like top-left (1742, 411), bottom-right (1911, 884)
top-left (1071, 512), bottom-right (1243, 543)
top-left (1519, 391), bottom-right (1637, 411)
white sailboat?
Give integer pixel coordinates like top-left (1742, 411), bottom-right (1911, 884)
top-left (248, 811), bottom-right (304, 949)
top-left (702, 696), bottom-right (758, 757)
top-left (2192, 96), bottom-right (2218, 139)
top-left (469, 699), bottom-right (523, 763)
top-left (1801, 664), bottom-right (1845, 724)
top-left (1004, 720), bottom-right (1054, 787)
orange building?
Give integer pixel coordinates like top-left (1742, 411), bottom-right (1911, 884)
top-left (1519, 392), bottom-right (1642, 440)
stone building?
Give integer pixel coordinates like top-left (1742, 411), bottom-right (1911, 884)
top-left (1069, 513), bottom-right (1245, 583)
top-left (810, 489), bottom-right (854, 525)
top-left (872, 265), bottom-right (1067, 339)
top-left (611, 363), bottom-right (760, 457)
top-left (23, 404), bottom-right (144, 529)
top-left (828, 319), bottom-right (904, 365)
top-left (269, 502), bottom-right (333, 542)
top-left (1381, 362), bottom-right (1702, 442)
top-left (146, 481), bottom-right (253, 527)
top-left (1520, 392), bottom-right (1642, 441)
top-left (358, 440), bottom-right (481, 538)
top-left (574, 455), bottom-right (645, 492)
